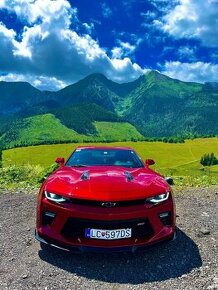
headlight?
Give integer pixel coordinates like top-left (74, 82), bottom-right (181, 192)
top-left (44, 191), bottom-right (68, 203)
top-left (147, 192), bottom-right (169, 204)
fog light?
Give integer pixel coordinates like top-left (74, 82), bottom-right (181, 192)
top-left (159, 212), bottom-right (171, 226)
top-left (45, 211), bottom-right (56, 218)
top-left (42, 211), bottom-right (56, 226)
top-left (159, 212), bottom-right (169, 218)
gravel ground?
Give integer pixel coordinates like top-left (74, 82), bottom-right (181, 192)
top-left (0, 186), bottom-right (217, 290)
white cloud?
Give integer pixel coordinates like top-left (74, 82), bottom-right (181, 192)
top-left (149, 0), bottom-right (178, 13)
top-left (141, 10), bottom-right (157, 22)
top-left (3, 0), bottom-right (73, 27)
top-left (120, 41), bottom-right (136, 52)
top-left (177, 46), bottom-right (197, 61)
top-left (161, 61), bottom-right (218, 83)
top-left (111, 47), bottom-right (123, 59)
top-left (0, 73), bottom-right (67, 91)
top-left (0, 22), bottom-right (16, 38)
top-left (0, 0), bottom-right (6, 8)
top-left (0, 0), bottom-right (144, 90)
top-left (157, 0), bottom-right (218, 47)
top-left (109, 58), bottom-right (147, 83)
top-left (111, 40), bottom-right (139, 59)
top-left (0, 22), bottom-right (21, 71)
top-left (83, 22), bottom-right (94, 34)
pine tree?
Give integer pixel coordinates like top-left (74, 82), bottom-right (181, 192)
top-left (200, 152), bottom-right (218, 166)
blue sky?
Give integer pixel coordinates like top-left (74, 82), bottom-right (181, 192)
top-left (0, 0), bottom-right (217, 90)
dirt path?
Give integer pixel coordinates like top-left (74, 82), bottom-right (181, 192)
top-left (0, 187), bottom-right (217, 290)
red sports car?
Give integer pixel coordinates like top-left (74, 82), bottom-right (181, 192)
top-left (35, 146), bottom-right (176, 252)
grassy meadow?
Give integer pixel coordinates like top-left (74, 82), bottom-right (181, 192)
top-left (2, 137), bottom-right (218, 187)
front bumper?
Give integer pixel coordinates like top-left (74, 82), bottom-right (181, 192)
top-left (35, 229), bottom-right (176, 253)
top-left (36, 195), bottom-right (176, 253)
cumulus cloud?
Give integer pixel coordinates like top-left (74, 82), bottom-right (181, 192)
top-left (157, 0), bottom-right (218, 47)
top-left (0, 73), bottom-right (67, 91)
top-left (161, 61), bottom-right (218, 83)
top-left (2, 0), bottom-right (73, 26)
top-left (0, 0), bottom-right (144, 90)
top-left (0, 22), bottom-right (20, 71)
top-left (149, 0), bottom-right (178, 13)
top-left (111, 41), bottom-right (137, 59)
top-left (109, 58), bottom-right (147, 82)
top-left (82, 22), bottom-right (95, 34)
top-left (177, 46), bottom-right (197, 61)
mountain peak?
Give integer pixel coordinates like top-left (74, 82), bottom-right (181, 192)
top-left (0, 80), bottom-right (37, 88)
top-left (146, 70), bottom-right (170, 82)
top-left (83, 73), bottom-right (108, 83)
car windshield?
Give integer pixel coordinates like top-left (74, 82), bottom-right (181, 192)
top-left (66, 148), bottom-right (144, 168)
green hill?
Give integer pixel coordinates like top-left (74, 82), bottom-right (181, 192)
top-left (53, 103), bottom-right (122, 135)
top-left (94, 121), bottom-right (144, 141)
top-left (0, 113), bottom-right (143, 148)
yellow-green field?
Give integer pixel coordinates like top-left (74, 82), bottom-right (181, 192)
top-left (3, 138), bottom-right (218, 179)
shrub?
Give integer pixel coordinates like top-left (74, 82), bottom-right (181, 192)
top-left (0, 163), bottom-right (58, 189)
top-left (200, 152), bottom-right (218, 166)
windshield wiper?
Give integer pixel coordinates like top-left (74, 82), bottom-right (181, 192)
top-left (71, 164), bottom-right (87, 167)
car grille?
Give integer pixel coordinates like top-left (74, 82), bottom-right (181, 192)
top-left (61, 218), bottom-right (153, 239)
top-left (69, 198), bottom-right (147, 207)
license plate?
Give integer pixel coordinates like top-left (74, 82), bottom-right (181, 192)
top-left (85, 228), bottom-right (132, 240)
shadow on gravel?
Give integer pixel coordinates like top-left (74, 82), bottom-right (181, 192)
top-left (38, 228), bottom-right (202, 284)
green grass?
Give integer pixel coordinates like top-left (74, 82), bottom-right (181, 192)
top-left (20, 114), bottom-right (84, 141)
top-left (0, 114), bottom-right (144, 148)
top-left (94, 122), bottom-right (144, 141)
top-left (2, 138), bottom-right (218, 186)
top-left (0, 114), bottom-right (87, 147)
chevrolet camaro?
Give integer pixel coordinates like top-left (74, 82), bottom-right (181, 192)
top-left (35, 146), bottom-right (176, 252)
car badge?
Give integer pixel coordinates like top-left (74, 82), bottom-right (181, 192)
top-left (101, 202), bottom-right (117, 208)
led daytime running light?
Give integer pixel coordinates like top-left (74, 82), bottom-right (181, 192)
top-left (147, 192), bottom-right (169, 204)
top-left (45, 191), bottom-right (68, 203)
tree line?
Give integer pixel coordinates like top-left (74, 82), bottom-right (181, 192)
top-left (200, 153), bottom-right (218, 166)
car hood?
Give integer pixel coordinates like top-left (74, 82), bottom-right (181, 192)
top-left (44, 166), bottom-right (169, 201)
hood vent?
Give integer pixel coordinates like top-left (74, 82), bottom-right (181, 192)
top-left (125, 171), bottom-right (134, 182)
top-left (81, 170), bottom-right (89, 181)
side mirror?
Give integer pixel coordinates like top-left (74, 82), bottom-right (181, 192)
top-left (165, 177), bottom-right (174, 185)
top-left (55, 157), bottom-right (65, 165)
top-left (145, 159), bottom-right (155, 166)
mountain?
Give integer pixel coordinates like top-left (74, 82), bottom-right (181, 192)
top-left (0, 81), bottom-right (54, 115)
top-left (0, 73), bottom-right (144, 117)
top-left (0, 71), bottom-right (217, 148)
top-left (125, 71), bottom-right (218, 137)
top-left (55, 73), bottom-right (144, 114)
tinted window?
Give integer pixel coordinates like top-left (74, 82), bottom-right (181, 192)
top-left (66, 149), bottom-right (144, 168)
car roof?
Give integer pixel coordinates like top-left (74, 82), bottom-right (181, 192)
top-left (76, 146), bottom-right (134, 151)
